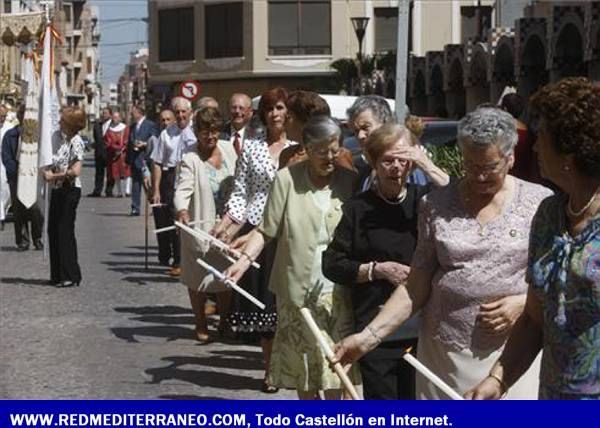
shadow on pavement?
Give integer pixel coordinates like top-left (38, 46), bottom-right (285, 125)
top-left (109, 266), bottom-right (168, 275)
top-left (111, 325), bottom-right (195, 342)
top-left (158, 355), bottom-right (263, 371)
top-left (114, 305), bottom-right (190, 315)
top-left (130, 314), bottom-right (196, 325)
top-left (103, 260), bottom-right (162, 267)
top-left (120, 275), bottom-right (178, 285)
top-left (108, 252), bottom-right (157, 258)
top-left (1, 246), bottom-right (20, 252)
top-left (145, 361), bottom-right (262, 391)
top-left (1, 277), bottom-right (54, 287)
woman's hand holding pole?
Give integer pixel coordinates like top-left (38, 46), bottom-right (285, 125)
top-left (300, 308), bottom-right (361, 400)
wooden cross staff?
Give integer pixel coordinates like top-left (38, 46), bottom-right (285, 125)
top-left (174, 221), bottom-right (261, 269)
top-left (299, 308), bottom-right (361, 400)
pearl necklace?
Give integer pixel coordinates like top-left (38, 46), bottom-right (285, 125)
top-left (567, 185), bottom-right (600, 217)
top-left (377, 186), bottom-right (408, 205)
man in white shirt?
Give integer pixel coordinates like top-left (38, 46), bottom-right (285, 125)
top-left (222, 93), bottom-right (253, 156)
top-left (150, 97), bottom-right (195, 276)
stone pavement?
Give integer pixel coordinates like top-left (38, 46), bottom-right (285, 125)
top-left (0, 156), bottom-right (295, 399)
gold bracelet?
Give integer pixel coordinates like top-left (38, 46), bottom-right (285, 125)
top-left (487, 373), bottom-right (508, 396)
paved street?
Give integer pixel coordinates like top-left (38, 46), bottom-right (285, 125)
top-left (0, 156), bottom-right (294, 399)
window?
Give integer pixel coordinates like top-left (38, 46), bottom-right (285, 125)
top-left (374, 5), bottom-right (413, 53)
top-left (158, 7), bottom-right (195, 62)
top-left (63, 4), bottom-right (71, 23)
top-left (268, 0), bottom-right (331, 56)
top-left (3, 1), bottom-right (11, 13)
top-left (205, 2), bottom-right (243, 58)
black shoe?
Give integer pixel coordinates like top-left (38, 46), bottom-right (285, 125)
top-left (16, 245), bottom-right (29, 252)
top-left (130, 210), bottom-right (140, 216)
top-left (34, 240), bottom-right (44, 250)
top-left (105, 192), bottom-right (113, 197)
top-left (87, 192), bottom-right (101, 197)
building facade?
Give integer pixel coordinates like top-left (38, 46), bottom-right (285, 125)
top-left (407, 0), bottom-right (600, 119)
top-left (117, 47), bottom-right (149, 118)
top-left (0, 0), bottom-right (101, 121)
top-left (146, 0), bottom-right (501, 110)
top-left (55, 0), bottom-right (101, 118)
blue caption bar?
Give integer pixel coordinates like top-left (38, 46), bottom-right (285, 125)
top-left (0, 401), bottom-right (597, 428)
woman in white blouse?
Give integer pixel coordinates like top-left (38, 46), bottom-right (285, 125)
top-left (212, 87), bottom-right (294, 393)
top-left (41, 107), bottom-right (87, 287)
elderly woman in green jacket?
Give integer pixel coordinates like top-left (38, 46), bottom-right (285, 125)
top-left (226, 116), bottom-right (359, 399)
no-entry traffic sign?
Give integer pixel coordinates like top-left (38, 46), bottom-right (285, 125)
top-left (179, 80), bottom-right (201, 101)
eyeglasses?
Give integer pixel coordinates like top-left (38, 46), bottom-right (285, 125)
top-left (380, 158), bottom-right (410, 169)
top-left (463, 157), bottom-right (508, 177)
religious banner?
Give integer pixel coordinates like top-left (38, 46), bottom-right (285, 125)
top-left (16, 50), bottom-right (39, 209)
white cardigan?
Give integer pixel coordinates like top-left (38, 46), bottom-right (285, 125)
top-left (173, 141), bottom-right (237, 291)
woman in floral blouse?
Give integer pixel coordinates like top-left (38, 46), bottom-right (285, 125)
top-left (41, 106), bottom-right (87, 287)
top-left (467, 77), bottom-right (600, 400)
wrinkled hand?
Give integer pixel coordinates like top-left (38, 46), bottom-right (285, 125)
top-left (223, 257), bottom-right (252, 284)
top-left (396, 145), bottom-right (430, 170)
top-left (331, 332), bottom-right (373, 367)
top-left (374, 262), bottom-right (410, 287)
top-left (211, 215), bottom-right (233, 239)
top-left (477, 294), bottom-right (526, 335)
top-left (176, 209), bottom-right (190, 225)
top-left (230, 233), bottom-right (251, 251)
top-left (42, 169), bottom-right (54, 182)
top-left (464, 377), bottom-right (505, 400)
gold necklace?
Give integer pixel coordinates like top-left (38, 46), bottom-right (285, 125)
top-left (567, 185), bottom-right (600, 217)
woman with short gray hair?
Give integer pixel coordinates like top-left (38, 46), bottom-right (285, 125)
top-left (225, 115), bottom-right (360, 399)
top-left (347, 96), bottom-right (395, 188)
top-left (334, 106), bottom-right (553, 399)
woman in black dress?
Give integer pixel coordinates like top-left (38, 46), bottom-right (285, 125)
top-left (322, 123), bottom-right (449, 399)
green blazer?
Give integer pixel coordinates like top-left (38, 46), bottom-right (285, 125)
top-left (259, 161), bottom-right (357, 307)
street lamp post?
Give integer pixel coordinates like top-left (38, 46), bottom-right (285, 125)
top-left (351, 16), bottom-right (369, 95)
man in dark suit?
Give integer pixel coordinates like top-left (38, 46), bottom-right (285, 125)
top-left (88, 107), bottom-right (112, 197)
top-left (126, 104), bottom-right (158, 216)
top-left (1, 105), bottom-right (43, 251)
top-left (220, 93), bottom-right (254, 156)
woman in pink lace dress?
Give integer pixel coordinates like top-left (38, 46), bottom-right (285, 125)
top-left (333, 107), bottom-right (553, 399)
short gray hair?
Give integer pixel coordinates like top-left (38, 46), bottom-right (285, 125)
top-left (347, 95), bottom-right (394, 124)
top-left (303, 116), bottom-right (341, 147)
top-left (171, 96), bottom-right (192, 111)
top-left (457, 107), bottom-right (518, 156)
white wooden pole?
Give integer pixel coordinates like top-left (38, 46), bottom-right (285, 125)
top-left (402, 347), bottom-right (464, 400)
top-left (195, 258), bottom-right (265, 310)
top-left (299, 308), bottom-right (361, 400)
